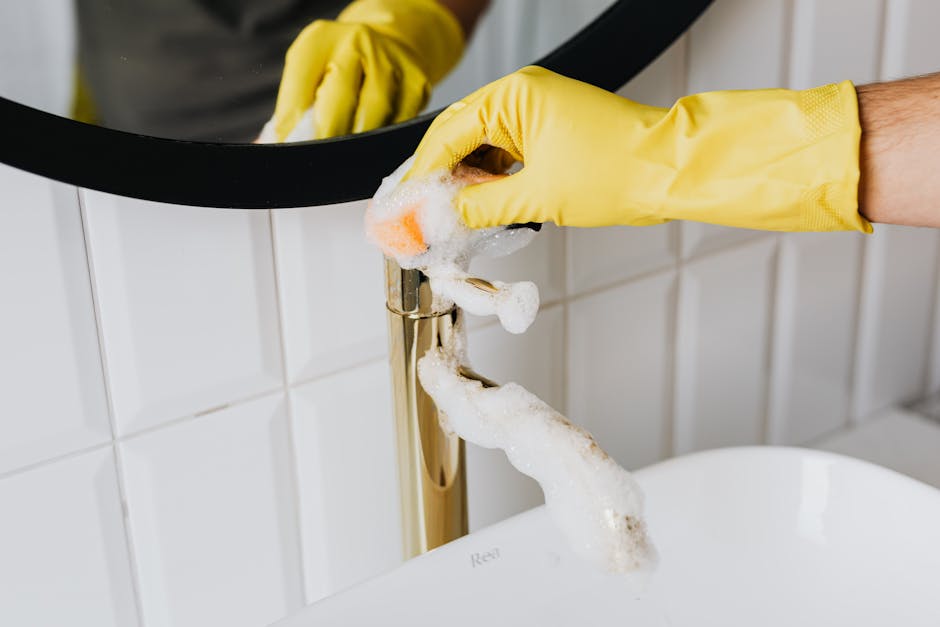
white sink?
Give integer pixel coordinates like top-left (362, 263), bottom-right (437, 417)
top-left (274, 447), bottom-right (940, 626)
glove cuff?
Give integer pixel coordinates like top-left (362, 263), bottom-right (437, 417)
top-left (646, 80), bottom-right (872, 233)
top-left (338, 0), bottom-right (466, 84)
top-left (796, 80), bottom-right (871, 233)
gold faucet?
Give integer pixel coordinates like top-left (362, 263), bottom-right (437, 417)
top-left (384, 257), bottom-right (500, 556)
top-left (384, 258), bottom-right (468, 557)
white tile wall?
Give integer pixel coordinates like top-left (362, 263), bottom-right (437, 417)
top-left (767, 233), bottom-right (863, 444)
top-left (687, 0), bottom-right (790, 92)
top-left (119, 394), bottom-right (303, 627)
top-left (567, 224), bottom-right (677, 296)
top-left (675, 238), bottom-right (777, 453)
top-left (5, 1), bottom-right (940, 625)
top-left (789, 0), bottom-right (882, 88)
top-left (852, 226), bottom-right (939, 420)
top-left (929, 282), bottom-right (940, 396)
top-left (82, 192), bottom-right (283, 435)
top-left (289, 361), bottom-right (402, 602)
top-left (271, 201), bottom-right (387, 383)
top-left (881, 0), bottom-right (940, 80)
top-left (0, 164), bottom-right (111, 474)
top-left (617, 36), bottom-right (688, 108)
top-left (568, 272), bottom-right (676, 469)
top-left (0, 448), bottom-right (138, 627)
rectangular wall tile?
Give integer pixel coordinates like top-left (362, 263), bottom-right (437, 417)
top-left (568, 272), bottom-right (676, 469)
top-left (929, 275), bottom-right (940, 396)
top-left (83, 192), bottom-right (283, 435)
top-left (532, 0), bottom-right (618, 62)
top-left (568, 224), bottom-right (676, 296)
top-left (0, 165), bottom-right (110, 474)
top-left (852, 226), bottom-right (939, 420)
top-left (272, 201), bottom-right (387, 383)
top-left (768, 233), bottom-right (863, 444)
top-left (687, 0), bottom-right (789, 92)
top-left (0, 449), bottom-right (138, 627)
top-left (881, 0), bottom-right (940, 80)
top-left (618, 36), bottom-right (687, 107)
top-left (290, 362), bottom-right (402, 602)
top-left (789, 0), bottom-right (882, 88)
top-left (675, 238), bottom-right (777, 453)
top-left (119, 394), bottom-right (303, 627)
top-left (464, 305), bottom-right (565, 530)
top-left (682, 223), bottom-right (765, 260)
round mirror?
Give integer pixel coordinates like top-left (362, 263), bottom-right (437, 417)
top-left (0, 0), bottom-right (712, 207)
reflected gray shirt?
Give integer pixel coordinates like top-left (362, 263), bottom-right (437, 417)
top-left (77, 0), bottom-right (347, 141)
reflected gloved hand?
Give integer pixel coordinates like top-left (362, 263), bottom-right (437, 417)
top-left (271, 0), bottom-right (464, 141)
top-left (407, 66), bottom-right (872, 233)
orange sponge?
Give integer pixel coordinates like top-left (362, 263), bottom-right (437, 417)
top-left (367, 166), bottom-right (508, 259)
top-left (367, 202), bottom-right (428, 257)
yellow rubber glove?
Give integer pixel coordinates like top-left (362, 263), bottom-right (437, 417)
top-left (408, 66), bottom-right (872, 233)
top-left (272, 0), bottom-right (464, 141)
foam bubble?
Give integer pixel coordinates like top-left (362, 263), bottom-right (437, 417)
top-left (419, 347), bottom-right (658, 574)
top-left (430, 276), bottom-right (539, 335)
top-left (369, 156), bottom-right (656, 576)
top-left (367, 157), bottom-right (539, 333)
top-left (256, 106), bottom-right (317, 143)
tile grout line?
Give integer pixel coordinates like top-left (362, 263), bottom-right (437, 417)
top-left (267, 209), bottom-right (311, 605)
top-left (560, 228), bottom-right (570, 416)
top-left (0, 388), bottom-right (286, 477)
top-left (846, 234), bottom-right (872, 426)
top-left (566, 233), bottom-right (777, 307)
top-left (779, 0), bottom-right (795, 89)
top-left (77, 188), bottom-right (148, 627)
top-left (120, 386), bottom-right (286, 442)
top-left (666, 44), bottom-right (690, 460)
top-left (760, 236), bottom-right (783, 445)
top-left (0, 440), bottom-right (113, 483)
top-left (874, 0), bottom-right (889, 82)
top-left (664, 223), bottom-right (682, 460)
top-left (765, 0), bottom-right (798, 444)
top-left (917, 234), bottom-right (940, 398)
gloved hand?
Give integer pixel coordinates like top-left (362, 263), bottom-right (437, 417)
top-left (272, 0), bottom-right (464, 141)
top-left (407, 66), bottom-right (872, 233)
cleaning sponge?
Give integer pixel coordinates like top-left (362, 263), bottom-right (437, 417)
top-left (366, 157), bottom-right (539, 333)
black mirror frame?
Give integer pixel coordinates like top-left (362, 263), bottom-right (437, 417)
top-left (0, 0), bottom-right (711, 208)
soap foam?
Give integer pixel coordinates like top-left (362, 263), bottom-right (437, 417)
top-left (367, 157), bottom-right (539, 333)
top-left (419, 347), bottom-right (658, 574)
top-left (369, 156), bottom-right (656, 575)
top-left (256, 106), bottom-right (316, 143)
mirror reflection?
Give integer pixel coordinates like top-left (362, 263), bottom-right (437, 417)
top-left (1, 0), bottom-right (616, 143)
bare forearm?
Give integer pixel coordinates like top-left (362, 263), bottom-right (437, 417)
top-left (439, 0), bottom-right (491, 37)
top-left (858, 72), bottom-right (940, 227)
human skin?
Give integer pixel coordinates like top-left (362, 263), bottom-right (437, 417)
top-left (857, 72), bottom-right (940, 227)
